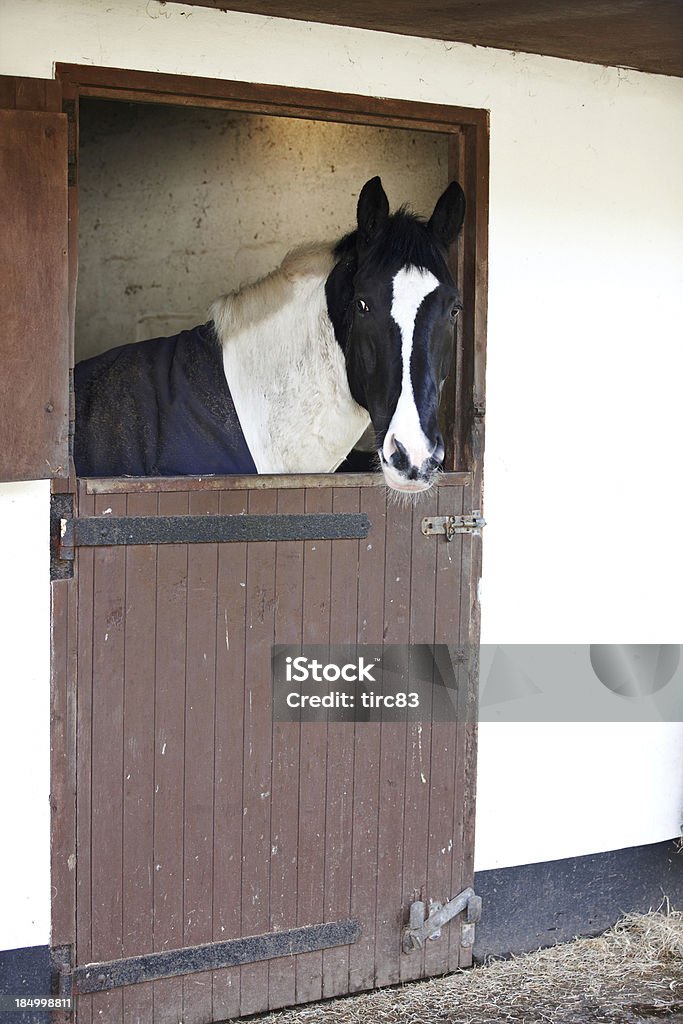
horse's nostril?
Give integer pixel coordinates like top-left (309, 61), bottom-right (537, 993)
top-left (390, 438), bottom-right (411, 474)
top-left (382, 432), bottom-right (397, 462)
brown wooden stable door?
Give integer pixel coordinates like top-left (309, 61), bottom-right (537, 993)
top-left (53, 471), bottom-right (479, 1023)
top-left (44, 65), bottom-right (488, 1024)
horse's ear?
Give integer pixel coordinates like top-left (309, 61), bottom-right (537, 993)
top-left (428, 181), bottom-right (466, 249)
top-left (357, 176), bottom-right (390, 249)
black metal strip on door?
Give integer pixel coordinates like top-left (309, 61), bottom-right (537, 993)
top-left (57, 919), bottom-right (362, 996)
top-left (63, 512), bottom-right (370, 549)
top-left (50, 494), bottom-right (371, 578)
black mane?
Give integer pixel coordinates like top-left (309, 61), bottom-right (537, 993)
top-left (333, 207), bottom-right (451, 277)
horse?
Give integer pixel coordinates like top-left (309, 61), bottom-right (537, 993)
top-left (74, 176), bottom-right (465, 493)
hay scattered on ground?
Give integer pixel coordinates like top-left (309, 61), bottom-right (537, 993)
top-left (243, 910), bottom-right (683, 1024)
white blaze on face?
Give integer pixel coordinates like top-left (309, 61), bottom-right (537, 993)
top-left (383, 266), bottom-right (440, 469)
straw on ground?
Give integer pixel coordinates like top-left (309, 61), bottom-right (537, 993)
top-left (240, 909), bottom-right (683, 1024)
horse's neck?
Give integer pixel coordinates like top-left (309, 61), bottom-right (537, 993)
top-left (210, 245), bottom-right (370, 474)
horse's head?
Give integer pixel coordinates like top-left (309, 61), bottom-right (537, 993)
top-left (326, 176), bottom-right (465, 493)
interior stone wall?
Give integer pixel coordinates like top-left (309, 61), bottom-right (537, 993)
top-left (76, 100), bottom-right (449, 360)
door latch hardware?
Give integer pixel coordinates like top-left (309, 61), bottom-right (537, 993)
top-left (421, 513), bottom-right (485, 541)
top-left (403, 887), bottom-right (482, 953)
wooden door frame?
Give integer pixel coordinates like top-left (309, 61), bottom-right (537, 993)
top-left (56, 62), bottom-right (489, 483)
top-left (50, 62), bottom-right (489, 1006)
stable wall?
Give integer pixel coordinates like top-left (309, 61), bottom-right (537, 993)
top-left (1, 0), bottom-right (682, 951)
top-left (75, 101), bottom-right (448, 359)
top-left (0, 482), bottom-right (50, 952)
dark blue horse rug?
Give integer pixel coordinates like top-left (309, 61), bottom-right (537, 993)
top-left (74, 323), bottom-right (256, 477)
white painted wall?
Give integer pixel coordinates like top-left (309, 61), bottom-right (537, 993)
top-left (1, 0), bottom-right (682, 949)
top-left (476, 722), bottom-right (683, 871)
top-left (0, 482), bottom-right (51, 950)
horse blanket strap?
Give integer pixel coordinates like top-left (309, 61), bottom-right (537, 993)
top-left (74, 323), bottom-right (257, 477)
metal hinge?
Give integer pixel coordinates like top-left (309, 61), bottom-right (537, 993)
top-left (50, 493), bottom-right (75, 581)
top-left (49, 499), bottom-right (370, 579)
top-left (51, 944), bottom-right (73, 1000)
top-left (55, 919), bottom-right (360, 995)
top-left (403, 887), bottom-right (482, 953)
top-left (421, 512), bottom-right (486, 541)
top-left (58, 512), bottom-right (370, 552)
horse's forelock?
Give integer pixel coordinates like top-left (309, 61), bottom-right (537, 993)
top-left (336, 213), bottom-right (450, 290)
top-left (370, 212), bottom-right (451, 277)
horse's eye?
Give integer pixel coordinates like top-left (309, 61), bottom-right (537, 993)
top-left (356, 298), bottom-right (370, 315)
top-left (450, 306), bottom-right (461, 321)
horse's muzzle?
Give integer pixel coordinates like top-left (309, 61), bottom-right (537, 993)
top-left (380, 437), bottom-right (443, 492)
